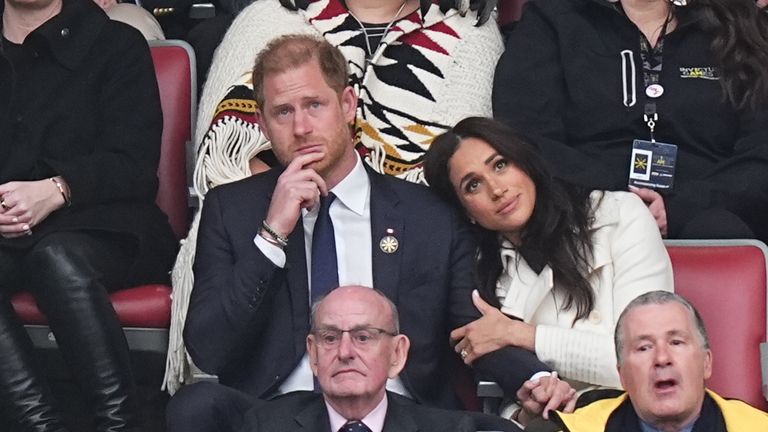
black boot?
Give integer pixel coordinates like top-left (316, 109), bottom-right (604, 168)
top-left (0, 297), bottom-right (69, 432)
top-left (26, 235), bottom-right (143, 432)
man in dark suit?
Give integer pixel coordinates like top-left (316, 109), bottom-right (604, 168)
top-left (167, 34), bottom-right (545, 432)
top-left (242, 285), bottom-right (476, 432)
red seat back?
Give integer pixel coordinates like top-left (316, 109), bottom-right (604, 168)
top-left (666, 240), bottom-right (768, 410)
top-left (150, 40), bottom-right (195, 240)
top-left (497, 0), bottom-right (528, 27)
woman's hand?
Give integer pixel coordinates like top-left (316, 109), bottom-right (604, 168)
top-left (0, 180), bottom-right (67, 238)
top-left (451, 290), bottom-right (536, 364)
top-left (757, 0), bottom-right (767, 9)
top-left (515, 372), bottom-right (578, 425)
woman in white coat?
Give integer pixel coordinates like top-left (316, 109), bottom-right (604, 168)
top-left (423, 117), bottom-right (674, 424)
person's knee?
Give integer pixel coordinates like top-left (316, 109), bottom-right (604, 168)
top-left (25, 232), bottom-right (99, 286)
top-left (166, 382), bottom-right (254, 432)
top-left (24, 231), bottom-right (135, 294)
top-left (167, 383), bottom-right (218, 431)
top-left (678, 208), bottom-right (754, 240)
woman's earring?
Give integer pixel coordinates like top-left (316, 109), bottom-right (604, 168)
top-left (670, 0), bottom-right (687, 6)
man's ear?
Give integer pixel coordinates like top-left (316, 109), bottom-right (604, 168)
top-left (703, 349), bottom-right (713, 380)
top-left (617, 363), bottom-right (625, 389)
top-left (254, 110), bottom-right (270, 141)
top-left (307, 335), bottom-right (319, 377)
top-left (387, 335), bottom-right (410, 379)
top-left (340, 86), bottom-right (357, 124)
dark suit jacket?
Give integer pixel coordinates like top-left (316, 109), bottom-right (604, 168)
top-left (185, 166), bottom-right (548, 408)
top-left (241, 391), bottom-right (475, 432)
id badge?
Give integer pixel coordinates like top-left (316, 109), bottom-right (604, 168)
top-left (628, 139), bottom-right (677, 190)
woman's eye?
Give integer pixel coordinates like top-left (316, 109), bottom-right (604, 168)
top-left (465, 179), bottom-right (480, 193)
top-left (494, 159), bottom-right (507, 171)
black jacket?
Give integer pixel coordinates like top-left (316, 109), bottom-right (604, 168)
top-left (493, 0), bottom-right (768, 240)
top-left (241, 391), bottom-right (476, 432)
top-left (0, 0), bottom-right (176, 280)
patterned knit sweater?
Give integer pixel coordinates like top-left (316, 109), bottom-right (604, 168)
top-left (194, 0), bottom-right (503, 186)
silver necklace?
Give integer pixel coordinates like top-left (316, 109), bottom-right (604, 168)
top-left (347, 0), bottom-right (408, 67)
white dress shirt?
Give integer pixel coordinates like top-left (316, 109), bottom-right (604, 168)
top-left (254, 155), bottom-right (409, 397)
top-left (326, 393), bottom-right (388, 432)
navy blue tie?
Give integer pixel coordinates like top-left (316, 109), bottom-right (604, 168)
top-left (338, 421), bottom-right (372, 432)
top-left (311, 193), bottom-right (338, 305)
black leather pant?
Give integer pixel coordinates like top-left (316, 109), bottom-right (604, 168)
top-left (0, 232), bottom-right (143, 432)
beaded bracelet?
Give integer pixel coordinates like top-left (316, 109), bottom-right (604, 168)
top-left (259, 230), bottom-right (284, 248)
top-left (261, 220), bottom-right (288, 248)
top-left (50, 177), bottom-right (71, 207)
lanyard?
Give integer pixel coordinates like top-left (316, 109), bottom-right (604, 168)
top-left (638, 17), bottom-right (670, 142)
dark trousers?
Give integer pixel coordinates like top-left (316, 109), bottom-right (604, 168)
top-left (677, 208), bottom-right (756, 241)
top-left (186, 13), bottom-right (234, 95)
top-left (0, 231), bottom-right (167, 432)
top-left (166, 381), bottom-right (259, 432)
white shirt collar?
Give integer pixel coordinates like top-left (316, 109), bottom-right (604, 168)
top-left (325, 393), bottom-right (388, 432)
top-left (330, 154), bottom-right (369, 216)
top-left (304, 154), bottom-right (370, 218)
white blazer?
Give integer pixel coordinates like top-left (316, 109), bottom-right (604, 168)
top-left (496, 191), bottom-right (674, 389)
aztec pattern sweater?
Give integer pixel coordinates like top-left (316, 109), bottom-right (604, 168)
top-left (193, 0), bottom-right (503, 188)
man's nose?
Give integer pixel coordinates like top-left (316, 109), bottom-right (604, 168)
top-left (293, 109), bottom-right (312, 136)
top-left (336, 332), bottom-right (355, 360)
top-left (654, 343), bottom-right (672, 366)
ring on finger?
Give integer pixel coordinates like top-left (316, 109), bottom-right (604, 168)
top-left (460, 349), bottom-right (469, 360)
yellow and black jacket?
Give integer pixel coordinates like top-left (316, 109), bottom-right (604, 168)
top-left (552, 389), bottom-right (768, 431)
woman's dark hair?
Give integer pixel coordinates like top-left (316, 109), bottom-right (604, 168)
top-left (424, 117), bottom-right (596, 322)
top-left (682, 0), bottom-right (768, 110)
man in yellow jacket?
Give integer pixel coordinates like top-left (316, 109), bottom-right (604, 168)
top-left (552, 291), bottom-right (768, 431)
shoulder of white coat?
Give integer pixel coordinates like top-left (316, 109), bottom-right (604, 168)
top-left (590, 191), bottom-right (650, 230)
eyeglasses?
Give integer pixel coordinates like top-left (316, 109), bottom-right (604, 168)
top-left (312, 326), bottom-right (398, 348)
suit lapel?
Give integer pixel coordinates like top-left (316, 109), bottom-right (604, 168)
top-left (367, 169), bottom-right (403, 303)
top-left (295, 396), bottom-right (332, 432)
top-left (382, 394), bottom-right (419, 432)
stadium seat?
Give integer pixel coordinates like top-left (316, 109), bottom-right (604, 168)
top-left (10, 39), bottom-right (196, 358)
top-left (477, 239), bottom-right (768, 413)
top-left (666, 239), bottom-right (768, 411)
